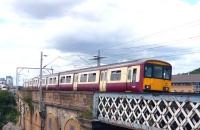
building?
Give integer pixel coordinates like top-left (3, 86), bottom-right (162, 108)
top-left (172, 74), bottom-right (200, 93)
top-left (6, 76), bottom-right (13, 87)
top-left (0, 78), bottom-right (6, 85)
top-left (0, 76), bottom-right (14, 89)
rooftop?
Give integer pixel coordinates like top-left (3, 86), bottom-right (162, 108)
top-left (172, 74), bottom-right (200, 83)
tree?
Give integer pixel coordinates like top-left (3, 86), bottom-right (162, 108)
top-left (189, 67), bottom-right (200, 74)
top-left (0, 91), bottom-right (19, 129)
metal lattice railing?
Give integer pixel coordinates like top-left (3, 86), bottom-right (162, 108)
top-left (93, 93), bottom-right (200, 130)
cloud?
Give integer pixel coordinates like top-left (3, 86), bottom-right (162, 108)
top-left (48, 25), bottom-right (133, 55)
top-left (1, 0), bottom-right (200, 83)
top-left (13, 0), bottom-right (85, 19)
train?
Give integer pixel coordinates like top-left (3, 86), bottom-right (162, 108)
top-left (23, 59), bottom-right (172, 92)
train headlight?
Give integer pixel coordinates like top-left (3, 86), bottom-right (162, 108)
top-left (163, 87), bottom-right (169, 91)
top-left (145, 85), bottom-right (151, 90)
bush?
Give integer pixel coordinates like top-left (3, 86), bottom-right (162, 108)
top-left (0, 91), bottom-right (19, 129)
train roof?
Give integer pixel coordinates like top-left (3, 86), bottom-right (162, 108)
top-left (27, 58), bottom-right (171, 79)
top-left (57, 58), bottom-right (171, 75)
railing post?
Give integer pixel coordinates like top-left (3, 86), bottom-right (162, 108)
top-left (93, 93), bottom-right (99, 119)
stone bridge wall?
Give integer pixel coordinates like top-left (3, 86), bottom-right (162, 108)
top-left (17, 90), bottom-right (94, 130)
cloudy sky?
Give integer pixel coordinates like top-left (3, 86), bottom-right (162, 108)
top-left (1, 0), bottom-right (200, 84)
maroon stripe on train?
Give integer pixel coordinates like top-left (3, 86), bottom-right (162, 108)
top-left (106, 83), bottom-right (127, 92)
top-left (47, 85), bottom-right (59, 90)
top-left (126, 82), bottom-right (142, 92)
top-left (106, 82), bottom-right (142, 92)
top-left (77, 84), bottom-right (99, 91)
top-left (59, 84), bottom-right (73, 91)
top-left (32, 86), bottom-right (38, 90)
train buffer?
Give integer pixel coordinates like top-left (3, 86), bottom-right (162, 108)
top-left (93, 92), bottom-right (200, 130)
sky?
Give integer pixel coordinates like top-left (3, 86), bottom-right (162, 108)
top-left (0, 0), bottom-right (200, 85)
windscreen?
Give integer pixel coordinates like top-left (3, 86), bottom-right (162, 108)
top-left (144, 64), bottom-right (171, 80)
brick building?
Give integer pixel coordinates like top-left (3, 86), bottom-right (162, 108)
top-left (172, 74), bottom-right (200, 93)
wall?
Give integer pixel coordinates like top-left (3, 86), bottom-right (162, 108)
top-left (17, 90), bottom-right (94, 130)
top-left (172, 85), bottom-right (194, 93)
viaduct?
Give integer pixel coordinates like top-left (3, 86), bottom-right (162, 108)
top-left (17, 90), bottom-right (130, 130)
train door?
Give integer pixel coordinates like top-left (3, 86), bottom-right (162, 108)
top-left (73, 73), bottom-right (78, 91)
top-left (127, 66), bottom-right (140, 91)
top-left (100, 70), bottom-right (107, 91)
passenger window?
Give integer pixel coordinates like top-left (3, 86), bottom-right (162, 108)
top-left (53, 77), bottom-right (57, 84)
top-left (132, 69), bottom-right (137, 82)
top-left (145, 65), bottom-right (152, 78)
top-left (60, 76), bottom-right (66, 83)
top-left (74, 75), bottom-right (78, 82)
top-left (88, 73), bottom-right (96, 82)
top-left (128, 69), bottom-right (131, 80)
top-left (101, 72), bottom-right (107, 81)
top-left (66, 76), bottom-right (71, 83)
top-left (49, 78), bottom-right (53, 84)
top-left (100, 72), bottom-right (103, 81)
top-left (111, 70), bottom-right (121, 81)
top-left (163, 67), bottom-right (171, 80)
top-left (80, 74), bottom-right (87, 82)
top-left (105, 72), bottom-right (107, 81)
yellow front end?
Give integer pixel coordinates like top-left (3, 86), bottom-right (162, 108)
top-left (143, 78), bottom-right (172, 92)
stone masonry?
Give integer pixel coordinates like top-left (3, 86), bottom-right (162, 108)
top-left (17, 90), bottom-right (94, 130)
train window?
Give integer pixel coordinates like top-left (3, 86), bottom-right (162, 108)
top-left (111, 70), bottom-right (121, 81)
top-left (88, 73), bottom-right (96, 82)
top-left (80, 74), bottom-right (87, 82)
top-left (49, 78), bottom-right (53, 84)
top-left (60, 76), bottom-right (66, 83)
top-left (145, 65), bottom-right (152, 78)
top-left (66, 76), bottom-right (71, 83)
top-left (128, 69), bottom-right (131, 80)
top-left (100, 72), bottom-right (103, 81)
top-left (105, 72), bottom-right (107, 81)
top-left (101, 72), bottom-right (107, 81)
top-left (53, 77), bottom-right (57, 84)
top-left (74, 74), bottom-right (78, 82)
top-left (153, 66), bottom-right (163, 78)
top-left (163, 67), bottom-right (171, 80)
top-left (34, 80), bottom-right (37, 84)
top-left (132, 69), bottom-right (137, 82)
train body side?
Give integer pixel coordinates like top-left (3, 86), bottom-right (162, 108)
top-left (24, 59), bottom-right (172, 93)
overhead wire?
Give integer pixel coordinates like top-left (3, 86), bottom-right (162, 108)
top-left (98, 18), bottom-right (200, 50)
top-left (40, 18), bottom-right (200, 71)
top-left (102, 33), bottom-right (200, 54)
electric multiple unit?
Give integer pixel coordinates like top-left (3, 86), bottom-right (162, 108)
top-left (23, 59), bottom-right (172, 92)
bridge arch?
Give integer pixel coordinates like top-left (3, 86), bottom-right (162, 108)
top-left (45, 112), bottom-right (59, 130)
top-left (64, 118), bottom-right (80, 130)
top-left (32, 110), bottom-right (41, 130)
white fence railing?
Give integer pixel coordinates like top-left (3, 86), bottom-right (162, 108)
top-left (93, 93), bottom-right (200, 130)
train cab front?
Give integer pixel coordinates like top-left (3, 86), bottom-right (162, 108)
top-left (143, 62), bottom-right (172, 92)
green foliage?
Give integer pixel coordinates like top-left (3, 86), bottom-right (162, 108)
top-left (80, 109), bottom-right (93, 119)
top-left (0, 91), bottom-right (19, 129)
top-left (80, 105), bottom-right (93, 119)
top-left (189, 67), bottom-right (200, 74)
top-left (22, 94), bottom-right (33, 113)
